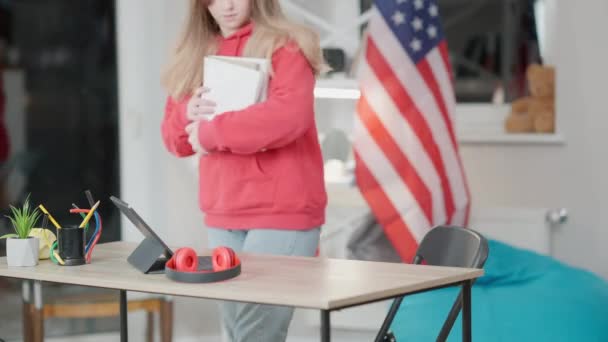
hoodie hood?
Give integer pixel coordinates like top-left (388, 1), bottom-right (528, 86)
top-left (217, 21), bottom-right (254, 56)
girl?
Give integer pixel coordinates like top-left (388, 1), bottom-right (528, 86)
top-left (161, 0), bottom-right (327, 341)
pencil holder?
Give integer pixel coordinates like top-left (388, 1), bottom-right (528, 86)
top-left (57, 226), bottom-right (86, 266)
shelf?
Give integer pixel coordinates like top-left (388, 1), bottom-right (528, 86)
top-left (455, 104), bottom-right (564, 145)
top-left (315, 78), bottom-right (359, 89)
top-left (314, 78), bottom-right (360, 99)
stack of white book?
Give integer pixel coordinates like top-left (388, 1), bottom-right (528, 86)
top-left (202, 56), bottom-right (270, 118)
top-left (187, 56), bottom-right (270, 171)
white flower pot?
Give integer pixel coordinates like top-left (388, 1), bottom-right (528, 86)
top-left (6, 237), bottom-right (40, 267)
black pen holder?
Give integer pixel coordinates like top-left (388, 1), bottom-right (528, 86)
top-left (57, 226), bottom-right (86, 266)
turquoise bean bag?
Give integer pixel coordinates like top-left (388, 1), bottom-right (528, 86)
top-left (391, 239), bottom-right (608, 341)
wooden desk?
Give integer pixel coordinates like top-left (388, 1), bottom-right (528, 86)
top-left (0, 241), bottom-right (483, 341)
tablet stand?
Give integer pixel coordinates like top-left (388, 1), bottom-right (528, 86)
top-left (127, 237), bottom-right (170, 274)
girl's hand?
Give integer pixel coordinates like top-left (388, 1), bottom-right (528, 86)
top-left (187, 87), bottom-right (216, 121)
top-left (185, 120), bottom-right (206, 154)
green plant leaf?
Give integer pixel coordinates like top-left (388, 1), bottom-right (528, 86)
top-left (5, 194), bottom-right (41, 239)
top-left (0, 233), bottom-right (18, 239)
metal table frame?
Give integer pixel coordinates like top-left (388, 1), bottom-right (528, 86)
top-left (20, 278), bottom-right (473, 342)
top-left (320, 279), bottom-right (473, 342)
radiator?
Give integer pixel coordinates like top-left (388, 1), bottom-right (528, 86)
top-left (468, 206), bottom-right (565, 255)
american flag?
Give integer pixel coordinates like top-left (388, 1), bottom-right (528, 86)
top-left (353, 0), bottom-right (470, 262)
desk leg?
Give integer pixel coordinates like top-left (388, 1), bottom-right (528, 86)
top-left (22, 280), bottom-right (32, 342)
top-left (321, 310), bottom-right (330, 342)
top-left (32, 281), bottom-right (43, 342)
top-left (462, 280), bottom-right (472, 342)
top-left (120, 290), bottom-right (128, 342)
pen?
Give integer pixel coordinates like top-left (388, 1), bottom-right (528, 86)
top-left (53, 250), bottom-right (65, 265)
top-left (38, 205), bottom-right (61, 229)
top-left (39, 215), bottom-right (54, 250)
top-left (85, 190), bottom-right (95, 208)
top-left (79, 200), bottom-right (100, 228)
top-left (41, 214), bottom-right (49, 229)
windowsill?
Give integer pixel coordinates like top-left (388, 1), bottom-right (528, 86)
top-left (315, 79), bottom-right (564, 145)
top-left (458, 131), bottom-right (564, 144)
top-left (455, 103), bottom-right (564, 145)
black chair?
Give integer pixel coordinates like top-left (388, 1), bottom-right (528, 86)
top-left (376, 225), bottom-right (489, 342)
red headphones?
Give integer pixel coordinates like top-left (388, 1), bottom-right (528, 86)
top-left (164, 246), bottom-right (241, 283)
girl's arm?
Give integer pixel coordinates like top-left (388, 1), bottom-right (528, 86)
top-left (197, 45), bottom-right (315, 155)
top-left (161, 96), bottom-right (196, 157)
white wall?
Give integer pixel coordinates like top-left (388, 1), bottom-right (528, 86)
top-left (116, 0), bottom-right (215, 253)
top-left (460, 0), bottom-right (608, 278)
top-left (115, 1), bottom-right (222, 340)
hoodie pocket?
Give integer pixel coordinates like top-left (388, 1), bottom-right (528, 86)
top-left (199, 153), bottom-right (276, 212)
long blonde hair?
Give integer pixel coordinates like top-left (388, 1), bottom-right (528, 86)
top-left (162, 0), bottom-right (326, 99)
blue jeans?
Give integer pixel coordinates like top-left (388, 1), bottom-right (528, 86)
top-left (207, 227), bottom-right (320, 342)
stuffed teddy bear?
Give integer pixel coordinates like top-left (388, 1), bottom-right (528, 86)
top-left (505, 64), bottom-right (556, 133)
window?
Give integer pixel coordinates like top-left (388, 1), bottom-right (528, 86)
top-left (0, 1), bottom-right (120, 243)
top-left (282, 0), bottom-right (560, 143)
top-left (1, 0), bottom-right (121, 338)
top-left (360, 0), bottom-right (546, 104)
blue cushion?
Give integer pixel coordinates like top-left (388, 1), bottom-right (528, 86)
top-left (390, 240), bottom-right (608, 341)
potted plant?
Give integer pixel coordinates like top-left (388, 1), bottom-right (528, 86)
top-left (1, 196), bottom-right (41, 266)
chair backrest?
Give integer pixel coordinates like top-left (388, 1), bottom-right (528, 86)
top-left (413, 225), bottom-right (489, 268)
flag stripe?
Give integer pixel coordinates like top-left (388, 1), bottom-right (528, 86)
top-left (428, 46), bottom-right (472, 223)
top-left (428, 44), bottom-right (457, 133)
top-left (450, 203), bottom-right (467, 226)
top-left (358, 59), bottom-right (446, 224)
top-left (353, 113), bottom-right (430, 242)
top-left (368, 10), bottom-right (468, 211)
top-left (357, 94), bottom-right (433, 223)
top-left (417, 57), bottom-right (457, 149)
top-left (354, 152), bottom-right (419, 261)
top-left (365, 37), bottom-right (456, 222)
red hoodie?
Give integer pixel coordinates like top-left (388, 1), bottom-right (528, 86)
top-left (161, 23), bottom-right (327, 230)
